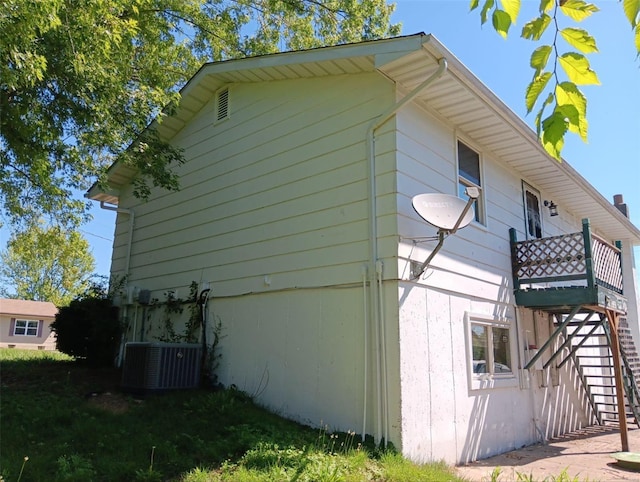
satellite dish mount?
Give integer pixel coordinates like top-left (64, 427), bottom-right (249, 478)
top-left (410, 187), bottom-right (479, 280)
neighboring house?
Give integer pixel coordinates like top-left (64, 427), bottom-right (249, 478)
top-left (0, 299), bottom-right (57, 350)
top-left (87, 34), bottom-right (640, 464)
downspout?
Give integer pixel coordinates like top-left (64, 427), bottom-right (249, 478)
top-left (376, 259), bottom-right (389, 444)
top-left (99, 201), bottom-right (134, 278)
top-left (361, 265), bottom-right (369, 441)
top-left (100, 201), bottom-right (135, 366)
top-left (365, 56), bottom-right (448, 445)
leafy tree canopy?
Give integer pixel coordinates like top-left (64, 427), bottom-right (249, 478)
top-left (0, 222), bottom-right (96, 306)
top-left (1, 0), bottom-right (399, 227)
top-left (470, 0), bottom-right (640, 160)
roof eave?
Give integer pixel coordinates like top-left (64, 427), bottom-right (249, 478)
top-left (85, 35), bottom-right (640, 245)
top-left (86, 34), bottom-right (430, 202)
top-left (405, 37), bottom-right (640, 245)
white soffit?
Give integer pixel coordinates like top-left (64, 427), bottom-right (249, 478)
top-left (88, 34), bottom-right (640, 244)
top-left (88, 36), bottom-right (424, 202)
top-left (377, 34), bottom-right (640, 244)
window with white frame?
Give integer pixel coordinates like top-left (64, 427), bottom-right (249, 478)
top-left (457, 140), bottom-right (484, 224)
top-left (465, 313), bottom-right (517, 389)
top-left (523, 182), bottom-right (542, 239)
top-left (14, 319), bottom-right (39, 336)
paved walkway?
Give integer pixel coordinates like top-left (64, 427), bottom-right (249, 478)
top-left (455, 426), bottom-right (640, 481)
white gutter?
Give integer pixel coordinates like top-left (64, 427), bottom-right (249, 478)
top-left (99, 201), bottom-right (134, 278)
top-left (365, 55), bottom-right (448, 446)
top-left (421, 36), bottom-right (640, 244)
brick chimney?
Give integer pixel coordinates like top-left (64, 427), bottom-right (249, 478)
top-left (613, 194), bottom-right (629, 218)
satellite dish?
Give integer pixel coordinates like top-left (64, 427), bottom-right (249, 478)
top-left (409, 189), bottom-right (479, 280)
top-left (412, 193), bottom-right (475, 231)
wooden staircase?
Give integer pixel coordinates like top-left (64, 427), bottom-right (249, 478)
top-left (563, 315), bottom-right (640, 428)
top-left (610, 318), bottom-right (640, 424)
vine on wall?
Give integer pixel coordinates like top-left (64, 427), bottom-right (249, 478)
top-left (145, 281), bottom-right (200, 343)
top-left (142, 281), bottom-right (223, 386)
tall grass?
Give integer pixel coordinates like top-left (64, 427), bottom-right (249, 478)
top-left (486, 466), bottom-right (593, 482)
top-left (1, 349), bottom-right (464, 481)
top-left (1, 348), bottom-right (72, 362)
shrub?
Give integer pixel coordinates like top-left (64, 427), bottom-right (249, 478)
top-left (51, 285), bottom-right (121, 367)
top-left (55, 454), bottom-right (96, 482)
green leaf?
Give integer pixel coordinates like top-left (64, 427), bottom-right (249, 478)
top-left (530, 45), bottom-right (552, 76)
top-left (555, 104), bottom-right (579, 131)
top-left (623, 0), bottom-right (640, 27)
top-left (525, 72), bottom-right (552, 113)
top-left (560, 28), bottom-right (598, 53)
top-left (492, 9), bottom-right (512, 38)
top-left (557, 102), bottom-right (588, 140)
top-left (559, 0), bottom-right (599, 22)
top-left (636, 24), bottom-right (640, 54)
top-left (541, 109), bottom-right (569, 160)
top-left (1, 222), bottom-right (95, 306)
top-left (539, 0), bottom-right (554, 13)
top-left (481, 0), bottom-right (495, 24)
top-left (556, 82), bottom-right (587, 116)
top-left (534, 92), bottom-right (555, 137)
top-left (0, 0), bottom-right (401, 226)
top-left (499, 0), bottom-right (521, 23)
top-left (556, 81), bottom-right (588, 140)
top-left (521, 14), bottom-right (551, 40)
top-left (470, 0), bottom-right (481, 11)
top-left (558, 52), bottom-right (600, 85)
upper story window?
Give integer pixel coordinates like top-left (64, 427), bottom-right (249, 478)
top-left (523, 182), bottom-right (542, 239)
top-left (457, 140), bottom-right (484, 224)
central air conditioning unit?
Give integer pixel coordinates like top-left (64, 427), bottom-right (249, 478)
top-left (121, 342), bottom-right (202, 393)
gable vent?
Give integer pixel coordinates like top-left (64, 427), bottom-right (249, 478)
top-left (216, 88), bottom-right (229, 121)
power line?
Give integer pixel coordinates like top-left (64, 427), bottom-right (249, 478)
top-left (80, 230), bottom-right (113, 242)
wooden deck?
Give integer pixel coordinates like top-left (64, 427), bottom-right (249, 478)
top-left (509, 219), bottom-right (627, 315)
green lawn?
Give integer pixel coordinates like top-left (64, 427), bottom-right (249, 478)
top-left (1, 349), bottom-right (465, 481)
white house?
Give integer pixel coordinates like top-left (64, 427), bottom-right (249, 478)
top-left (88, 34), bottom-right (640, 464)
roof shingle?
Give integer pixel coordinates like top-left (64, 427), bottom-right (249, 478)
top-left (0, 299), bottom-right (58, 318)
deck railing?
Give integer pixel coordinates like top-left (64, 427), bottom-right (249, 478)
top-left (592, 235), bottom-right (624, 292)
top-left (510, 218), bottom-right (623, 294)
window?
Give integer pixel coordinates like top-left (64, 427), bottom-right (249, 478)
top-left (523, 182), bottom-right (542, 239)
top-left (465, 313), bottom-right (517, 389)
top-left (457, 140), bottom-right (483, 224)
top-left (14, 319), bottom-right (39, 336)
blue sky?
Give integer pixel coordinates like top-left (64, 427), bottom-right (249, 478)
top-left (4, 0), bottom-right (639, 285)
top-left (391, 0), bottom-right (640, 278)
top-left (391, 0), bottom-right (639, 224)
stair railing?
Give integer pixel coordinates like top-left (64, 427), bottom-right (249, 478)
top-left (602, 319), bottom-right (640, 428)
top-left (563, 327), bottom-right (603, 425)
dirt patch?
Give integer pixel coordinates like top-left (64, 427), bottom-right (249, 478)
top-left (85, 391), bottom-right (137, 414)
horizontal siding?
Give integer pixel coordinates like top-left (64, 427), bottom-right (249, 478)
top-left (133, 221), bottom-right (369, 272)
top-left (125, 262), bottom-right (370, 297)
top-left (395, 102), bottom-right (584, 301)
top-left (132, 198), bottom-right (369, 266)
top-left (131, 240), bottom-right (369, 281)
top-left (132, 101), bottom-right (382, 220)
top-left (116, 73), bottom-right (395, 294)
top-left (135, 156), bottom-right (367, 239)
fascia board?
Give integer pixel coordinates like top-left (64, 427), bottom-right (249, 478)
top-left (417, 36), bottom-right (640, 244)
top-left (87, 34), bottom-right (428, 201)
